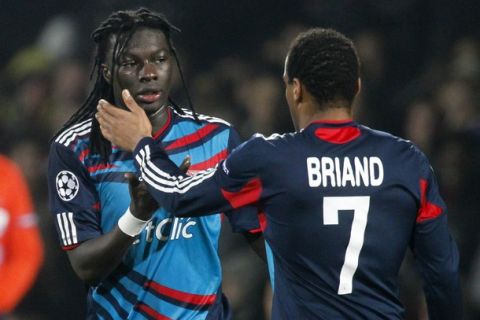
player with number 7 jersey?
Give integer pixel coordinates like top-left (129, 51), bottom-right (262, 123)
top-left (97, 28), bottom-right (462, 319)
top-left (130, 118), bottom-right (461, 319)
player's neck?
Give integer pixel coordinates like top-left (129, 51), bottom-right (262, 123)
top-left (149, 106), bottom-right (170, 134)
top-left (299, 106), bottom-right (352, 130)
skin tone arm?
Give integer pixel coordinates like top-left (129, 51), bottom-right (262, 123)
top-left (67, 174), bottom-right (154, 286)
top-left (68, 161), bottom-right (190, 286)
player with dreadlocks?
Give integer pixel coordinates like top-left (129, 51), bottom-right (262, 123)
top-left (52, 7), bottom-right (195, 158)
top-left (47, 8), bottom-right (262, 320)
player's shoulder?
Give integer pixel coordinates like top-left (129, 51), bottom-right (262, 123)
top-left (361, 125), bottom-right (428, 161)
top-left (50, 119), bottom-right (92, 157)
top-left (173, 108), bottom-right (233, 129)
top-left (240, 132), bottom-right (294, 153)
top-left (253, 131), bottom-right (295, 145)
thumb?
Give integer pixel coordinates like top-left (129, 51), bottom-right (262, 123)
top-left (124, 172), bottom-right (140, 188)
top-left (122, 89), bottom-right (142, 113)
top-left (179, 155), bottom-right (191, 174)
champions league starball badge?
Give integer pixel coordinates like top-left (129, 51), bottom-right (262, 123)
top-left (56, 171), bottom-right (80, 201)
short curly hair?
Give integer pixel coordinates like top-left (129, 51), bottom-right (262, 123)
top-left (286, 28), bottom-right (360, 107)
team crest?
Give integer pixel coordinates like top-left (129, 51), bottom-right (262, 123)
top-left (56, 171), bottom-right (79, 201)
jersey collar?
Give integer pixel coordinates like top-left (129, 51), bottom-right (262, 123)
top-left (305, 119), bottom-right (361, 144)
top-left (152, 107), bottom-right (173, 140)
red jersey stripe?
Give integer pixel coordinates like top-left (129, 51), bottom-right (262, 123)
top-left (87, 163), bottom-right (117, 173)
top-left (92, 202), bottom-right (101, 211)
top-left (221, 178), bottom-right (263, 209)
top-left (62, 243), bottom-right (81, 251)
top-left (314, 126), bottom-right (361, 144)
top-left (189, 149), bottom-right (228, 171)
top-left (136, 303), bottom-right (172, 320)
top-left (257, 210), bottom-right (268, 232)
top-left (78, 149), bottom-right (90, 162)
top-left (164, 124), bottom-right (220, 151)
top-left (417, 179), bottom-right (443, 223)
top-left (153, 109), bottom-right (172, 140)
top-left (144, 281), bottom-right (217, 306)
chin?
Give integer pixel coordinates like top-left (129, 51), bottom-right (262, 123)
top-left (143, 104), bottom-right (162, 115)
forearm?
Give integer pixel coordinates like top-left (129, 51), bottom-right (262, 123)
top-left (423, 276), bottom-right (462, 320)
top-left (133, 137), bottom-right (230, 216)
top-left (67, 226), bottom-right (136, 286)
top-left (414, 216), bottom-right (462, 319)
top-left (420, 248), bottom-right (462, 319)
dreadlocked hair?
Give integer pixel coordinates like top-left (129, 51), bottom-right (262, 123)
top-left (51, 7), bottom-right (199, 159)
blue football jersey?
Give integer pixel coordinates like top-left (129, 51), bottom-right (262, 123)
top-left (47, 107), bottom-right (260, 320)
top-left (132, 120), bottom-right (462, 320)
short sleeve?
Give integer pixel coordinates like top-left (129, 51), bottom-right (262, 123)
top-left (47, 142), bottom-right (101, 249)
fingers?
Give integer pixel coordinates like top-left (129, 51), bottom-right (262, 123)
top-left (96, 100), bottom-right (119, 129)
top-left (96, 99), bottom-right (128, 142)
top-left (96, 107), bottom-right (113, 127)
top-left (99, 124), bottom-right (112, 142)
top-left (122, 89), bottom-right (142, 113)
top-left (96, 105), bottom-right (115, 141)
top-left (97, 99), bottom-right (127, 117)
top-left (179, 155), bottom-right (191, 174)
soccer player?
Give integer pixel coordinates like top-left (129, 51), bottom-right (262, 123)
top-left (0, 155), bottom-right (44, 316)
top-left (97, 28), bottom-right (462, 319)
top-left (47, 8), bottom-right (261, 320)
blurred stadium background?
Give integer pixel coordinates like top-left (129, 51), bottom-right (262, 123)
top-left (1, 0), bottom-right (479, 319)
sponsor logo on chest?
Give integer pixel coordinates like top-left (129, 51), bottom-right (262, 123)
top-left (134, 217), bottom-right (197, 244)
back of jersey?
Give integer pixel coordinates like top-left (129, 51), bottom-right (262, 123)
top-left (260, 121), bottom-right (459, 319)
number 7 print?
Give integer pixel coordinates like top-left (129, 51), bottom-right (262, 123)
top-left (323, 196), bottom-right (370, 295)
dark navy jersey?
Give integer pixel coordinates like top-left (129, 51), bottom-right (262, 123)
top-left (132, 120), bottom-right (462, 320)
top-left (47, 107), bottom-right (260, 320)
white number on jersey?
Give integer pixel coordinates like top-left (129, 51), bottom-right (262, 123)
top-left (323, 196), bottom-right (370, 295)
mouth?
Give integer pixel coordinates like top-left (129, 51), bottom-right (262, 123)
top-left (135, 89), bottom-right (163, 104)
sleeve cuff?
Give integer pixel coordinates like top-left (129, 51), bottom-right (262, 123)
top-left (133, 137), bottom-right (156, 171)
top-left (133, 136), bottom-right (155, 157)
top-left (133, 136), bottom-right (178, 174)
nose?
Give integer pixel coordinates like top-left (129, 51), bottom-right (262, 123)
top-left (139, 61), bottom-right (158, 82)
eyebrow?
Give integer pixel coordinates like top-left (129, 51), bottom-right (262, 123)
top-left (122, 48), bottom-right (170, 56)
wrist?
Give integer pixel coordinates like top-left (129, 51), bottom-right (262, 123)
top-left (133, 136), bottom-right (155, 157)
top-left (117, 207), bottom-right (151, 237)
top-left (128, 134), bottom-right (150, 152)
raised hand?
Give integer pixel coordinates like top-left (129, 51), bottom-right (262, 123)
top-left (125, 172), bottom-right (158, 221)
top-left (96, 89), bottom-right (152, 152)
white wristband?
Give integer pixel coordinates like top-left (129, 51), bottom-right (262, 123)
top-left (118, 208), bottom-right (150, 237)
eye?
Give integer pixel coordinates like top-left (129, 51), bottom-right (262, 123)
top-left (154, 56), bottom-right (167, 64)
top-left (121, 60), bottom-right (136, 67)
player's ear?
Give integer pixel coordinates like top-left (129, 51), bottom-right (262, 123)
top-left (101, 64), bottom-right (112, 84)
top-left (355, 78), bottom-right (362, 96)
top-left (292, 78), bottom-right (302, 103)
